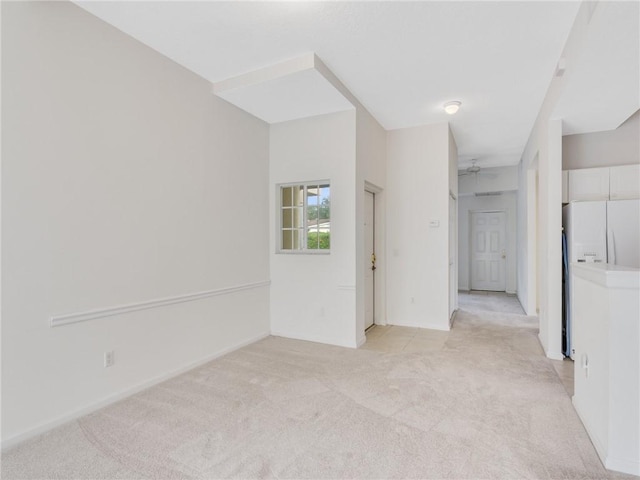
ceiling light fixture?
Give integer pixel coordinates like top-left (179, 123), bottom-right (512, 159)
top-left (444, 101), bottom-right (461, 115)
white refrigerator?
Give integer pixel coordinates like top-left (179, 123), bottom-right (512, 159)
top-left (562, 199), bottom-right (640, 358)
top-left (563, 199), bottom-right (640, 268)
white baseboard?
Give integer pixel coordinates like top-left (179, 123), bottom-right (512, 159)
top-left (357, 335), bottom-right (367, 347)
top-left (449, 309), bottom-right (458, 328)
top-left (388, 321), bottom-right (451, 332)
top-left (537, 333), bottom-right (564, 360)
top-left (545, 351), bottom-right (565, 361)
top-left (573, 396), bottom-right (607, 468)
top-left (1, 331), bottom-right (270, 452)
top-left (606, 456), bottom-right (640, 476)
top-left (573, 397), bottom-right (640, 476)
top-left (270, 330), bottom-right (358, 349)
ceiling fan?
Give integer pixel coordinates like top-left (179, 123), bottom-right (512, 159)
top-left (458, 160), bottom-right (497, 180)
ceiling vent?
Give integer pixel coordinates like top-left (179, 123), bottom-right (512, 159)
top-left (475, 191), bottom-right (503, 197)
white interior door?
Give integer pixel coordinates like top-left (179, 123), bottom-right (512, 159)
top-left (365, 191), bottom-right (375, 329)
top-left (470, 211), bottom-right (506, 291)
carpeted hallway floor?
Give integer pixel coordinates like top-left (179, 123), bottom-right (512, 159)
top-left (1, 293), bottom-right (633, 479)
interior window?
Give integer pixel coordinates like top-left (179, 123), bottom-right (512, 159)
top-left (279, 182), bottom-right (330, 252)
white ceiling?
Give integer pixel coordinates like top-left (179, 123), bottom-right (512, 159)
top-left (552, 1), bottom-right (640, 136)
top-left (74, 1), bottom-right (636, 169)
top-left (213, 54), bottom-right (354, 124)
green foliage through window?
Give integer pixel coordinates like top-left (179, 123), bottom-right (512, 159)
top-left (307, 232), bottom-right (330, 250)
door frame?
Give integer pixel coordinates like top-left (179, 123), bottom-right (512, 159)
top-left (363, 181), bottom-right (384, 335)
top-left (449, 191), bottom-right (458, 320)
top-left (468, 209), bottom-right (508, 292)
top-left (364, 189), bottom-right (376, 330)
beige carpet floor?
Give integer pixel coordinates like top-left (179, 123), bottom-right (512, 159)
top-left (2, 295), bottom-right (634, 479)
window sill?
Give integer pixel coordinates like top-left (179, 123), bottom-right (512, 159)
top-left (276, 250), bottom-right (331, 255)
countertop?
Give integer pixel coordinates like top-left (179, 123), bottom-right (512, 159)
top-left (571, 262), bottom-right (640, 289)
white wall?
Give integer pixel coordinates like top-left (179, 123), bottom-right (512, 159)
top-left (517, 159), bottom-right (539, 316)
top-left (386, 122), bottom-right (454, 330)
top-left (355, 109), bottom-right (388, 341)
top-left (2, 1), bottom-right (270, 446)
top-left (449, 128), bottom-right (459, 200)
top-left (562, 109), bottom-right (640, 170)
top-left (448, 127), bottom-right (459, 317)
top-left (458, 192), bottom-right (518, 294)
top-left (518, 3), bottom-right (599, 359)
top-left (315, 58), bottom-right (388, 342)
top-left (269, 110), bottom-right (358, 347)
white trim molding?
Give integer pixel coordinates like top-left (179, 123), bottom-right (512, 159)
top-left (270, 330), bottom-right (358, 349)
top-left (539, 333), bottom-right (565, 360)
top-left (50, 280), bottom-right (271, 328)
top-left (389, 321), bottom-right (452, 332)
top-left (364, 180), bottom-right (383, 195)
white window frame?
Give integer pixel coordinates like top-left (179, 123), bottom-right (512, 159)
top-left (276, 180), bottom-right (331, 254)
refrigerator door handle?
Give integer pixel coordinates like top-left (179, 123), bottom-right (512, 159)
top-left (607, 228), bottom-right (615, 265)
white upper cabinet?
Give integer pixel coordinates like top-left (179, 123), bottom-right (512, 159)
top-left (609, 164), bottom-right (640, 200)
top-left (568, 167), bottom-right (610, 202)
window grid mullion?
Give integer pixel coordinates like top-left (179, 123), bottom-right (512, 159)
top-left (312, 185), bottom-right (317, 250)
top-left (317, 185), bottom-right (320, 249)
top-left (303, 185), bottom-right (307, 250)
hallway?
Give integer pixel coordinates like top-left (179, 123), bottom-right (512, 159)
top-left (458, 290), bottom-right (525, 315)
top-left (365, 291), bottom-right (575, 396)
top-left (458, 290), bottom-right (574, 396)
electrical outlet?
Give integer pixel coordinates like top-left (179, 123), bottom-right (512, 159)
top-left (104, 350), bottom-right (114, 368)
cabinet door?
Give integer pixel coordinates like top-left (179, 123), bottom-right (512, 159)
top-left (562, 170), bottom-right (569, 203)
top-left (571, 273), bottom-right (610, 457)
top-left (569, 167), bottom-right (609, 202)
top-left (609, 164), bottom-right (640, 200)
